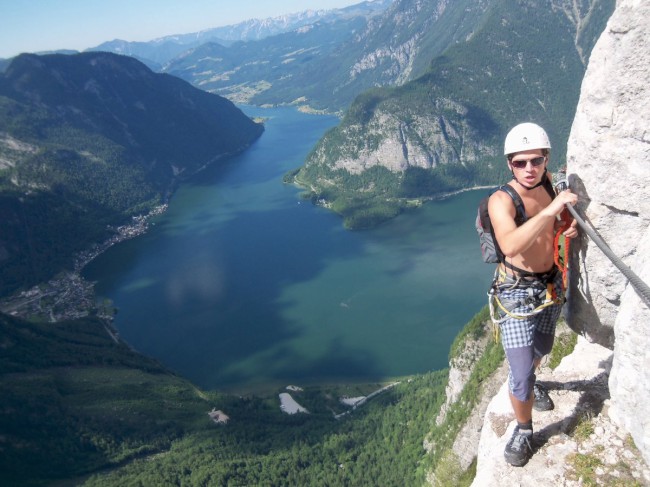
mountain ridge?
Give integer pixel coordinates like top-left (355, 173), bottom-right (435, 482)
top-left (163, 0), bottom-right (494, 112)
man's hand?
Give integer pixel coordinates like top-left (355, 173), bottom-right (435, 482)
top-left (544, 190), bottom-right (578, 219)
top-left (562, 218), bottom-right (579, 238)
top-left (555, 189), bottom-right (578, 210)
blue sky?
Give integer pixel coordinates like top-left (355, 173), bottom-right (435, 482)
top-left (0, 0), bottom-right (363, 59)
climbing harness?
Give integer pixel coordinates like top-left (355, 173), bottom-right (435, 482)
top-left (488, 267), bottom-right (564, 341)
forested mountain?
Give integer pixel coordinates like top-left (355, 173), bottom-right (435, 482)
top-left (0, 52), bottom-right (263, 295)
top-left (163, 15), bottom-right (371, 105)
top-left (89, 1), bottom-right (393, 68)
top-left (291, 0), bottom-right (615, 228)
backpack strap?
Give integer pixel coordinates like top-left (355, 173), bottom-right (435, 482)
top-left (495, 185), bottom-right (537, 277)
top-left (499, 173), bottom-right (555, 225)
top-left (498, 184), bottom-right (527, 225)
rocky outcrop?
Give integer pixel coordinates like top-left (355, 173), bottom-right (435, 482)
top-left (330, 102), bottom-right (489, 174)
top-left (448, 362), bottom-right (508, 473)
top-left (429, 322), bottom-right (509, 473)
top-left (435, 324), bottom-right (495, 427)
top-left (564, 0), bottom-right (650, 465)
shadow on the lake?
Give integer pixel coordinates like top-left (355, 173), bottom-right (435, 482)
top-left (212, 339), bottom-right (383, 393)
top-left (101, 202), bottom-right (388, 391)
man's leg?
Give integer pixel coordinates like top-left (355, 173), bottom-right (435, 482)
top-left (503, 345), bottom-right (536, 466)
top-left (532, 333), bottom-right (555, 411)
top-left (505, 345), bottom-right (536, 420)
top-left (509, 390), bottom-right (534, 423)
top-left (509, 356), bottom-right (552, 415)
top-left (496, 276), bottom-right (560, 466)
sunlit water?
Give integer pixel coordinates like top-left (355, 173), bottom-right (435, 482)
top-left (83, 106), bottom-right (494, 393)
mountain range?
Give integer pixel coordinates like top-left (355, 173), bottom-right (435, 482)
top-left (292, 0), bottom-right (616, 228)
top-left (160, 0), bottom-right (472, 111)
top-left (88, 1), bottom-right (394, 70)
top-left (82, 0), bottom-right (614, 229)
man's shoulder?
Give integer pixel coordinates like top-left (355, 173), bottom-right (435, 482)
top-left (489, 184), bottom-right (521, 206)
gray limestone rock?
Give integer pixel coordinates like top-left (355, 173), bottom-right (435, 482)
top-left (564, 0), bottom-right (650, 465)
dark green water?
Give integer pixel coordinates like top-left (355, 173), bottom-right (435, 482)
top-left (83, 106), bottom-right (494, 393)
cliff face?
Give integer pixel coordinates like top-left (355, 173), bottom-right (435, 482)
top-left (466, 0), bottom-right (650, 483)
top-left (565, 0), bottom-right (650, 464)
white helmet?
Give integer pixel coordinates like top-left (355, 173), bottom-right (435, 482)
top-left (503, 122), bottom-right (551, 155)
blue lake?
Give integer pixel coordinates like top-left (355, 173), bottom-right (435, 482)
top-left (83, 105), bottom-right (494, 393)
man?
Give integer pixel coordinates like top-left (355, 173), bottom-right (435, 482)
top-left (488, 122), bottom-right (578, 466)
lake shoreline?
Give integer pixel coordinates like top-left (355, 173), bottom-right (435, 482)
top-left (0, 204), bottom-right (167, 324)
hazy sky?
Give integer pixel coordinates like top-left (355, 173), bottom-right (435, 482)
top-left (0, 0), bottom-right (364, 59)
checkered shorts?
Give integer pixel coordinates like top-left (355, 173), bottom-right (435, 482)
top-left (494, 269), bottom-right (564, 350)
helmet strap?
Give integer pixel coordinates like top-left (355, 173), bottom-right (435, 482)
top-left (511, 168), bottom-right (548, 190)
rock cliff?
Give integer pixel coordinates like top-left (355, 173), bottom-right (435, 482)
top-left (465, 0), bottom-right (650, 484)
top-left (565, 0), bottom-right (650, 466)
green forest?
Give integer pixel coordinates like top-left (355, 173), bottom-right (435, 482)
top-left (0, 307), bottom-right (506, 486)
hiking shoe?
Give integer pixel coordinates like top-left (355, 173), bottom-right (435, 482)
top-left (533, 382), bottom-right (554, 411)
top-left (504, 426), bottom-right (533, 467)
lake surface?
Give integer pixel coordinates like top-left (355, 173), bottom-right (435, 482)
top-left (83, 106), bottom-right (494, 393)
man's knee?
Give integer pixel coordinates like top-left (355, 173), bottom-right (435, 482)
top-left (506, 346), bottom-right (536, 402)
top-left (509, 371), bottom-right (535, 402)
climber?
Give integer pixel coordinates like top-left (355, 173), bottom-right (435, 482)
top-left (487, 122), bottom-right (578, 467)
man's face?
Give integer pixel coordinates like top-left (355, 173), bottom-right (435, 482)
top-left (508, 149), bottom-right (547, 187)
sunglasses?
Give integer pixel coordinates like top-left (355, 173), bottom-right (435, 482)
top-left (510, 156), bottom-right (546, 169)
